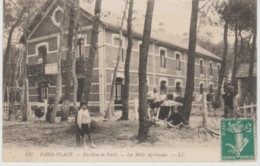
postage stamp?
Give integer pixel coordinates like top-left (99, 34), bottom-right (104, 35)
top-left (221, 119), bottom-right (255, 161)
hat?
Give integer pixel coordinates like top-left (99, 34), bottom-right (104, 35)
top-left (80, 100), bottom-right (87, 106)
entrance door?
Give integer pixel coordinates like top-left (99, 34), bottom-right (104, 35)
top-left (114, 77), bottom-right (123, 110)
top-left (77, 78), bottom-right (84, 102)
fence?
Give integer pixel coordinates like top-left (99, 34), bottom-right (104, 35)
top-left (2, 98), bottom-right (140, 121)
top-left (3, 97), bottom-right (256, 122)
top-left (240, 102), bottom-right (257, 118)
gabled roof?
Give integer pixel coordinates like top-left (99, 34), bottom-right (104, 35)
top-left (235, 63), bottom-right (257, 78)
top-left (99, 12), bottom-right (221, 61)
top-left (20, 0), bottom-right (57, 43)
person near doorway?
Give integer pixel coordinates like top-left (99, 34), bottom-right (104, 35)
top-left (147, 88), bottom-right (161, 119)
top-left (166, 89), bottom-right (174, 101)
top-left (77, 101), bottom-right (97, 149)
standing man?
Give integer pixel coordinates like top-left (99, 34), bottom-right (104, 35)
top-left (222, 85), bottom-right (236, 118)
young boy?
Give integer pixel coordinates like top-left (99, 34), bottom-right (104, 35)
top-left (77, 101), bottom-right (97, 148)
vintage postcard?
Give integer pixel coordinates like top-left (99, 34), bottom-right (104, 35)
top-left (1, 0), bottom-right (258, 163)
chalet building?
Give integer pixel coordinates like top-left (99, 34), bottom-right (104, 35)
top-left (235, 63), bottom-right (257, 104)
top-left (22, 0), bottom-right (221, 114)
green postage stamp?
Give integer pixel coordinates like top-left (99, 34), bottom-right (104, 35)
top-left (221, 119), bottom-right (255, 161)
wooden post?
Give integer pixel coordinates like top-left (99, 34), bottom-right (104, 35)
top-left (43, 99), bottom-right (48, 121)
top-left (134, 98), bottom-right (138, 120)
top-left (250, 102), bottom-right (254, 118)
top-left (202, 92), bottom-right (207, 127)
top-left (28, 102), bottom-right (31, 119)
top-left (243, 103), bottom-right (246, 118)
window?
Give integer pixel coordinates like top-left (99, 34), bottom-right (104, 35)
top-left (160, 50), bottom-right (166, 68)
top-left (209, 62), bottom-right (213, 76)
top-left (200, 83), bottom-right (204, 94)
top-left (51, 6), bottom-right (64, 27)
top-left (78, 38), bottom-right (85, 58)
top-left (176, 54), bottom-right (181, 71)
top-left (217, 64), bottom-right (221, 73)
top-left (55, 10), bottom-right (63, 23)
top-left (200, 59), bottom-right (204, 74)
top-left (38, 46), bottom-right (47, 64)
top-left (121, 49), bottom-right (125, 63)
top-left (38, 82), bottom-right (48, 102)
top-left (160, 80), bottom-right (167, 94)
top-left (115, 77), bottom-right (123, 101)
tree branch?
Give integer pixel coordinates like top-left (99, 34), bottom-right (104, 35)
top-left (198, 0), bottom-right (213, 11)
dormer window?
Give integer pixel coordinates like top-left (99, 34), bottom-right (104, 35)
top-left (55, 10), bottom-right (63, 23)
top-left (51, 6), bottom-right (64, 27)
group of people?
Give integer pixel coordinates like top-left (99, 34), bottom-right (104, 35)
top-left (147, 88), bottom-right (183, 127)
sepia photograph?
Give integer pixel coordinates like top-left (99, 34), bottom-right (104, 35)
top-left (1, 0), bottom-right (258, 163)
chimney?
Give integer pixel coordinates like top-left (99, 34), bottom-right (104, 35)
top-left (158, 22), bottom-right (165, 32)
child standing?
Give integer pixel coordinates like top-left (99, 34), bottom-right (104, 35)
top-left (77, 101), bottom-right (97, 148)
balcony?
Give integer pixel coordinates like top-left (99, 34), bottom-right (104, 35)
top-left (27, 63), bottom-right (45, 76)
top-left (27, 58), bottom-right (88, 77)
top-left (61, 57), bottom-right (88, 74)
top-left (76, 57), bottom-right (88, 74)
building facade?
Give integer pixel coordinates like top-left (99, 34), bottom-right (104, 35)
top-left (24, 1), bottom-right (222, 114)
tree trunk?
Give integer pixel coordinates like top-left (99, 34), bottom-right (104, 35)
top-left (3, 11), bottom-right (24, 102)
top-left (121, 0), bottom-right (134, 120)
top-left (82, 0), bottom-right (102, 105)
top-left (106, 0), bottom-right (128, 120)
top-left (181, 0), bottom-right (199, 125)
top-left (22, 42), bottom-right (29, 121)
top-left (232, 20), bottom-right (238, 85)
top-left (248, 25), bottom-right (256, 99)
top-left (63, 3), bottom-right (76, 120)
top-left (138, 0), bottom-right (155, 142)
top-left (72, 0), bottom-right (79, 110)
top-left (50, 1), bottom-right (65, 123)
top-left (216, 21), bottom-right (229, 101)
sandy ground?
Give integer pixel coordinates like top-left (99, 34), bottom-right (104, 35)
top-left (2, 116), bottom-right (220, 148)
top-left (2, 111), bottom-right (224, 162)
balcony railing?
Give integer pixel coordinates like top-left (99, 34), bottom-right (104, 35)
top-left (61, 57), bottom-right (88, 74)
top-left (27, 63), bottom-right (45, 76)
top-left (27, 57), bottom-right (88, 77)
